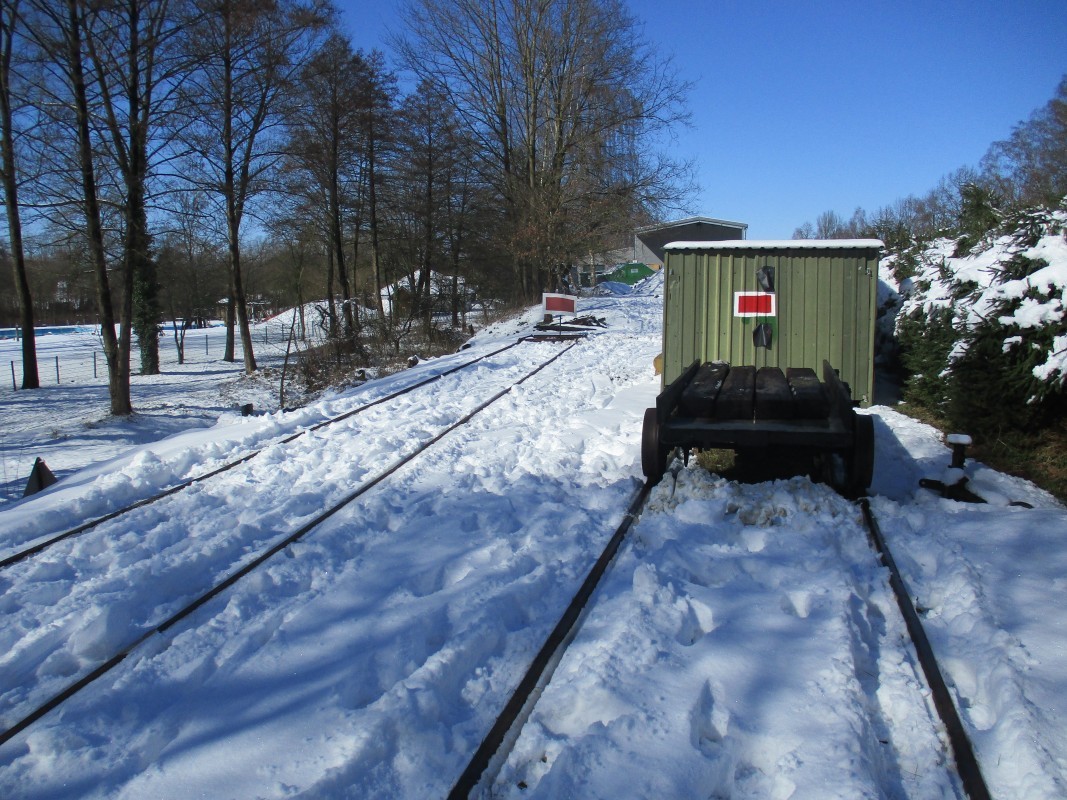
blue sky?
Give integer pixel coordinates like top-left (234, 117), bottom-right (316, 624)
top-left (337, 0), bottom-right (1067, 238)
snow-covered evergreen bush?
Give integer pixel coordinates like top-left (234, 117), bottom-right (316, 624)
top-left (894, 200), bottom-right (1067, 433)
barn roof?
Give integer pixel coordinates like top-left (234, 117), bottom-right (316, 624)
top-left (636, 216), bottom-right (749, 234)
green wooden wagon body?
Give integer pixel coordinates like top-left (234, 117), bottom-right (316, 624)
top-left (660, 239), bottom-right (881, 407)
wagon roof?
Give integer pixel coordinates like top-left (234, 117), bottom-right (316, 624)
top-left (663, 238), bottom-right (884, 251)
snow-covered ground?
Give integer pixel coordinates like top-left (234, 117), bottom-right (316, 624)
top-left (0, 310), bottom-right (333, 506)
top-left (0, 277), bottom-right (1064, 799)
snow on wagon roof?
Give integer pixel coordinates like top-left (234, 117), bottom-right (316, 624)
top-left (663, 238), bottom-right (884, 250)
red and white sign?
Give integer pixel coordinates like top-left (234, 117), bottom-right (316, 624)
top-left (543, 293), bottom-right (578, 315)
top-left (733, 291), bottom-right (776, 317)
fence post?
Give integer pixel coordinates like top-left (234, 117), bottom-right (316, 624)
top-left (205, 334), bottom-right (209, 355)
top-left (93, 351), bottom-right (97, 378)
top-left (10, 361), bottom-right (15, 390)
top-left (55, 355), bottom-right (60, 384)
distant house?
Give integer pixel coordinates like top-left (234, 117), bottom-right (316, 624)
top-left (216, 296), bottom-right (272, 321)
top-left (575, 216), bottom-right (747, 288)
top-left (634, 216), bottom-right (748, 267)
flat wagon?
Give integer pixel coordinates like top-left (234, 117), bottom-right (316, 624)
top-left (642, 239), bottom-right (883, 495)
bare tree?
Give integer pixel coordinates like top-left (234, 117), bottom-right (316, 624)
top-left (394, 0), bottom-right (693, 301)
top-left (80, 0), bottom-right (190, 376)
top-left (358, 50), bottom-right (394, 318)
top-left (27, 0), bottom-right (132, 413)
top-left (0, 0), bottom-right (38, 388)
top-left (815, 209), bottom-right (846, 238)
top-left (283, 31), bottom-right (369, 338)
top-left (436, 112), bottom-right (482, 328)
top-left (268, 218), bottom-right (319, 340)
top-left (982, 75), bottom-right (1067, 208)
top-left (391, 79), bottom-right (479, 336)
top-left (177, 0), bottom-right (329, 372)
top-left (21, 0), bottom-right (191, 409)
top-left (158, 190), bottom-right (226, 363)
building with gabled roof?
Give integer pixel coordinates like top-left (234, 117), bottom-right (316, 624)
top-left (634, 216), bottom-right (748, 267)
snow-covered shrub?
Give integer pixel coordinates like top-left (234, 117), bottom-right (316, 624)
top-left (895, 201), bottom-right (1067, 433)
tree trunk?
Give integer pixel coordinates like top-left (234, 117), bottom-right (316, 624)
top-left (0, 1), bottom-right (38, 389)
top-left (223, 292), bottom-right (235, 361)
top-left (172, 315), bottom-right (185, 365)
top-left (329, 142), bottom-right (354, 336)
top-left (367, 128), bottom-right (384, 317)
top-left (228, 221), bottom-right (256, 372)
top-left (325, 243), bottom-right (336, 338)
top-left (67, 0), bottom-right (130, 415)
top-left (121, 0), bottom-right (158, 375)
top-left (220, 4), bottom-right (253, 373)
top-left (297, 282), bottom-right (305, 340)
top-left (418, 138), bottom-right (434, 335)
top-left (129, 183), bottom-right (159, 374)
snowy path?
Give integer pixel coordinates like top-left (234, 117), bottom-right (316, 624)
top-left (872, 499), bottom-right (1067, 799)
top-left (0, 343), bottom-right (521, 550)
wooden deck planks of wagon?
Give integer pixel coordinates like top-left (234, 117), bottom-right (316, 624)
top-left (642, 359), bottom-right (874, 496)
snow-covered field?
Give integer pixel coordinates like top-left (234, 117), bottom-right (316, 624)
top-left (0, 311), bottom-right (329, 506)
top-left (0, 277), bottom-right (1064, 799)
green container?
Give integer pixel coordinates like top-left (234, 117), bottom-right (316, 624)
top-left (660, 239), bottom-right (882, 407)
top-left (604, 262), bottom-right (656, 285)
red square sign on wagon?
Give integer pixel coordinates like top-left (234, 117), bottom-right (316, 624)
top-left (733, 291), bottom-right (776, 317)
top-left (543, 293), bottom-right (578, 316)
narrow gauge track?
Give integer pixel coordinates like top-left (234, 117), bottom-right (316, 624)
top-left (860, 498), bottom-right (992, 800)
top-left (0, 340), bottom-right (524, 571)
top-left (0, 340), bottom-right (577, 750)
top-left (450, 476), bottom-right (993, 800)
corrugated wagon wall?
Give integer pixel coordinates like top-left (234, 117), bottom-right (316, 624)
top-left (662, 245), bottom-right (878, 406)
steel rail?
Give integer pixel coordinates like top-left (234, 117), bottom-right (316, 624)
top-left (0, 341), bottom-right (577, 749)
top-left (859, 498), bottom-right (992, 800)
top-left (0, 341), bottom-right (523, 571)
top-left (448, 477), bottom-right (654, 799)
top-left (449, 485), bottom-right (994, 800)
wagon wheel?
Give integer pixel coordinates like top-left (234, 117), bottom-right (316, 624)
top-left (849, 414), bottom-right (875, 495)
top-left (641, 407), bottom-right (668, 482)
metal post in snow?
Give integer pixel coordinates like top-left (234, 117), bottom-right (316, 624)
top-left (10, 361), bottom-right (15, 390)
top-left (205, 335), bottom-right (209, 355)
top-left (55, 355), bottom-right (60, 384)
top-left (93, 351), bottom-right (97, 378)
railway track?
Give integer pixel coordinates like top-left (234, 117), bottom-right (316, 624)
top-left (0, 339), bottom-right (577, 750)
top-left (859, 498), bottom-right (991, 800)
top-left (450, 469), bottom-right (993, 799)
top-left (0, 336), bottom-right (994, 797)
top-left (0, 340), bottom-right (525, 570)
